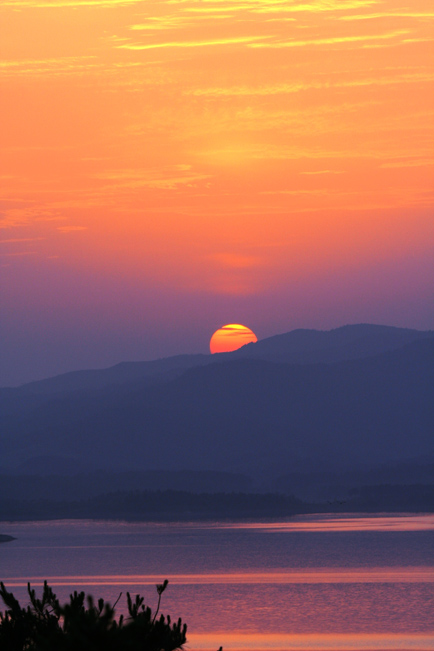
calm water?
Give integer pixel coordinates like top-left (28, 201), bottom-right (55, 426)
top-left (1, 514), bottom-right (434, 650)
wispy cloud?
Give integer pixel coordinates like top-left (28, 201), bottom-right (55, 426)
top-left (130, 16), bottom-right (195, 32)
top-left (189, 70), bottom-right (434, 97)
top-left (129, 11), bottom-right (232, 32)
top-left (165, 0), bottom-right (377, 13)
top-left (0, 207), bottom-right (65, 230)
top-left (57, 226), bottom-right (88, 233)
top-left (250, 0), bottom-right (377, 13)
top-left (207, 140), bottom-right (433, 163)
top-left (380, 158), bottom-right (434, 169)
top-left (94, 167), bottom-right (212, 190)
top-left (339, 11), bottom-right (434, 20)
top-left (0, 237), bottom-right (45, 243)
top-left (1, 0), bottom-right (141, 6)
top-left (117, 35), bottom-right (270, 50)
top-left (0, 251), bottom-right (37, 257)
top-left (300, 170), bottom-right (345, 175)
top-left (0, 57), bottom-right (100, 77)
top-left (248, 29), bottom-right (410, 48)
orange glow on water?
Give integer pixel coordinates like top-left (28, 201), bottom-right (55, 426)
top-left (188, 632), bottom-right (434, 650)
top-left (3, 517), bottom-right (434, 651)
top-left (209, 323), bottom-right (257, 354)
top-left (6, 567), bottom-right (434, 588)
top-left (213, 515), bottom-right (434, 532)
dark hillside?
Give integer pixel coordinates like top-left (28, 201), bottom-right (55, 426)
top-left (230, 323), bottom-right (434, 364)
top-left (2, 338), bottom-right (433, 477)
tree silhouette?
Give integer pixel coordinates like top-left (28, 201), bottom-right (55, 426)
top-left (0, 579), bottom-right (187, 651)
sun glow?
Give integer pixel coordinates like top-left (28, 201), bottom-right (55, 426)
top-left (209, 324), bottom-right (258, 354)
top-left (1, 0), bottom-right (433, 383)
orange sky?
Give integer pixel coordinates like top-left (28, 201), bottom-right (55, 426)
top-left (1, 0), bottom-right (433, 384)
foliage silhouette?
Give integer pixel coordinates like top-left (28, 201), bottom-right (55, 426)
top-left (0, 579), bottom-right (187, 651)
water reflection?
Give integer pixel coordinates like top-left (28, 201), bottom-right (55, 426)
top-left (214, 515), bottom-right (434, 533)
top-left (188, 632), bottom-right (434, 650)
top-left (4, 567), bottom-right (434, 587)
top-left (1, 516), bottom-right (434, 649)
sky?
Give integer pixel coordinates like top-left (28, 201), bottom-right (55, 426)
top-left (1, 0), bottom-right (433, 386)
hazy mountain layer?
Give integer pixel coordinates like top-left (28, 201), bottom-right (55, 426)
top-left (2, 324), bottom-right (431, 397)
top-left (2, 328), bottom-right (433, 477)
top-left (230, 323), bottom-right (434, 363)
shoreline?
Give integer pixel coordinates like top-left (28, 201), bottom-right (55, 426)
top-left (1, 486), bottom-right (433, 524)
top-left (1, 507), bottom-right (433, 525)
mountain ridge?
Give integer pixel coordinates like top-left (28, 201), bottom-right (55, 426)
top-left (2, 332), bottom-right (433, 478)
top-left (2, 323), bottom-right (432, 396)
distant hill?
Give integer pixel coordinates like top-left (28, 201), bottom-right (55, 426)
top-left (0, 490), bottom-right (306, 522)
top-left (0, 469), bottom-right (253, 499)
top-left (5, 354), bottom-right (210, 397)
top-left (230, 323), bottom-right (434, 364)
top-left (1, 327), bottom-right (433, 479)
top-left (1, 324), bottom-right (431, 398)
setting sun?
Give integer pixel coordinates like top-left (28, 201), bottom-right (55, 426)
top-left (1, 0), bottom-right (432, 384)
top-left (209, 324), bottom-right (257, 354)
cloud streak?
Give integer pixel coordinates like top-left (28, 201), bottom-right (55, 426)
top-left (117, 35), bottom-right (270, 50)
top-left (1, 0), bottom-right (141, 6)
top-left (0, 237), bottom-right (45, 243)
top-left (189, 70), bottom-right (434, 97)
top-left (248, 29), bottom-right (410, 48)
top-left (57, 226), bottom-right (88, 233)
top-left (94, 167), bottom-right (212, 190)
top-left (339, 11), bottom-right (434, 20)
top-left (0, 57), bottom-right (100, 77)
